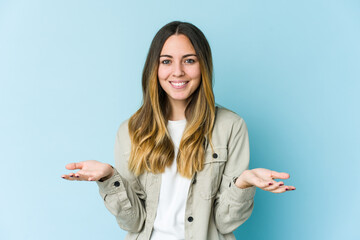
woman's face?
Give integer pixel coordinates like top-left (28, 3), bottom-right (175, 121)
top-left (158, 34), bottom-right (201, 107)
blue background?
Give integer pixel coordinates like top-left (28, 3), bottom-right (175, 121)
top-left (1, 0), bottom-right (359, 239)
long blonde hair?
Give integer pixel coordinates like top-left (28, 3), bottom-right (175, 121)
top-left (128, 21), bottom-right (215, 178)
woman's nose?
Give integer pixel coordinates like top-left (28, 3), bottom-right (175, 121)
top-left (172, 62), bottom-right (185, 77)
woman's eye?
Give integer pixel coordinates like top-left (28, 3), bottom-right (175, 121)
top-left (161, 59), bottom-right (171, 64)
top-left (185, 59), bottom-right (195, 64)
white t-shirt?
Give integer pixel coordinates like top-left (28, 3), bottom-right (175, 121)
top-left (150, 119), bottom-right (191, 240)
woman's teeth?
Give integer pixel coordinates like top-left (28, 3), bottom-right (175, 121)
top-left (171, 81), bottom-right (187, 86)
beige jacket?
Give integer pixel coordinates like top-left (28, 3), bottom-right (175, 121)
top-left (97, 107), bottom-right (256, 240)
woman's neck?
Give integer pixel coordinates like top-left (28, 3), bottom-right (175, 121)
top-left (168, 99), bottom-right (187, 121)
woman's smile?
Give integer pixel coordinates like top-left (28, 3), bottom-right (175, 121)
top-left (169, 81), bottom-right (189, 89)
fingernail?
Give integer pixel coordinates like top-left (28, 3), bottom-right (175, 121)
top-left (76, 176), bottom-right (79, 178)
top-left (61, 176), bottom-right (65, 179)
top-left (268, 183), bottom-right (273, 186)
top-left (285, 188), bottom-right (289, 191)
top-left (279, 183), bottom-right (284, 186)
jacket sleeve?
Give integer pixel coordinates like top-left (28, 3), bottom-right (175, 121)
top-left (213, 117), bottom-right (256, 234)
top-left (96, 121), bottom-right (146, 233)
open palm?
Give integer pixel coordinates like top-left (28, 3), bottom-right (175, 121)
top-left (236, 168), bottom-right (296, 193)
top-left (61, 160), bottom-right (113, 181)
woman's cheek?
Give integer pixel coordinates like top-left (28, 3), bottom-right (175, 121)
top-left (158, 66), bottom-right (170, 80)
top-left (188, 65), bottom-right (201, 79)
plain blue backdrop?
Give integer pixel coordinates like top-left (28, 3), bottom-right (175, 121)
top-left (1, 0), bottom-right (359, 239)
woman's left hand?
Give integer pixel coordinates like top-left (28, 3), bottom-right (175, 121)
top-left (235, 168), bottom-right (296, 193)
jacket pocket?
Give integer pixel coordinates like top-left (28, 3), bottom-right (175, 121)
top-left (198, 147), bottom-right (227, 199)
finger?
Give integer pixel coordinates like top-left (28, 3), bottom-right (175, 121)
top-left (61, 174), bottom-right (76, 181)
top-left (61, 174), bottom-right (68, 180)
top-left (74, 170), bottom-right (85, 178)
top-left (270, 171), bottom-right (290, 180)
top-left (65, 162), bottom-right (84, 170)
top-left (74, 170), bottom-right (97, 181)
top-left (253, 178), bottom-right (272, 189)
top-left (74, 171), bottom-right (91, 181)
top-left (283, 186), bottom-right (296, 192)
top-left (287, 185), bottom-right (296, 191)
top-left (263, 181), bottom-right (281, 191)
top-left (270, 185), bottom-right (295, 194)
top-left (73, 172), bottom-right (83, 180)
top-left (270, 188), bottom-right (287, 194)
top-left (263, 179), bottom-right (288, 191)
top-left (269, 186), bottom-right (289, 193)
top-left (69, 172), bottom-right (78, 180)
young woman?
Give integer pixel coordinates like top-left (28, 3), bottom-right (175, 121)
top-left (62, 21), bottom-right (295, 240)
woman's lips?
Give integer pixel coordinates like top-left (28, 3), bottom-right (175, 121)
top-left (169, 81), bottom-right (189, 89)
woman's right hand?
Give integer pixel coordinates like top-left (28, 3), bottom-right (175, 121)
top-left (61, 160), bottom-right (114, 181)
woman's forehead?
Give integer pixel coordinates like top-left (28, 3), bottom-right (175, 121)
top-left (160, 34), bottom-right (196, 55)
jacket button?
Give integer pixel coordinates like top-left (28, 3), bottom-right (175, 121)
top-left (212, 153), bottom-right (218, 159)
top-left (188, 216), bottom-right (193, 222)
top-left (114, 181), bottom-right (120, 187)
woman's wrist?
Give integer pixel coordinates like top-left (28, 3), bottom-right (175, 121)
top-left (99, 164), bottom-right (114, 182)
top-left (235, 170), bottom-right (253, 189)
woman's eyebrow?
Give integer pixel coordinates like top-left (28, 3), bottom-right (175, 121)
top-left (159, 54), bottom-right (197, 58)
top-left (182, 54), bottom-right (197, 58)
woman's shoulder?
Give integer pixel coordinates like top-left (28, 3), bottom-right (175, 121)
top-left (117, 118), bottom-right (130, 135)
top-left (115, 118), bottom-right (131, 151)
top-left (215, 105), bottom-right (246, 127)
top-left (212, 105), bottom-right (248, 146)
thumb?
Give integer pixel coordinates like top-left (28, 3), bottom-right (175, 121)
top-left (270, 170), bottom-right (290, 180)
top-left (65, 162), bottom-right (84, 170)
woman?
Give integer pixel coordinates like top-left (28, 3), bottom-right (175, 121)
top-left (62, 21), bottom-right (295, 240)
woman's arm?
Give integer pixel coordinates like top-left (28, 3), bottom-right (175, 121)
top-left (97, 123), bottom-right (147, 233)
top-left (213, 117), bottom-right (256, 234)
top-left (62, 122), bottom-right (147, 233)
top-left (213, 117), bottom-right (296, 234)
